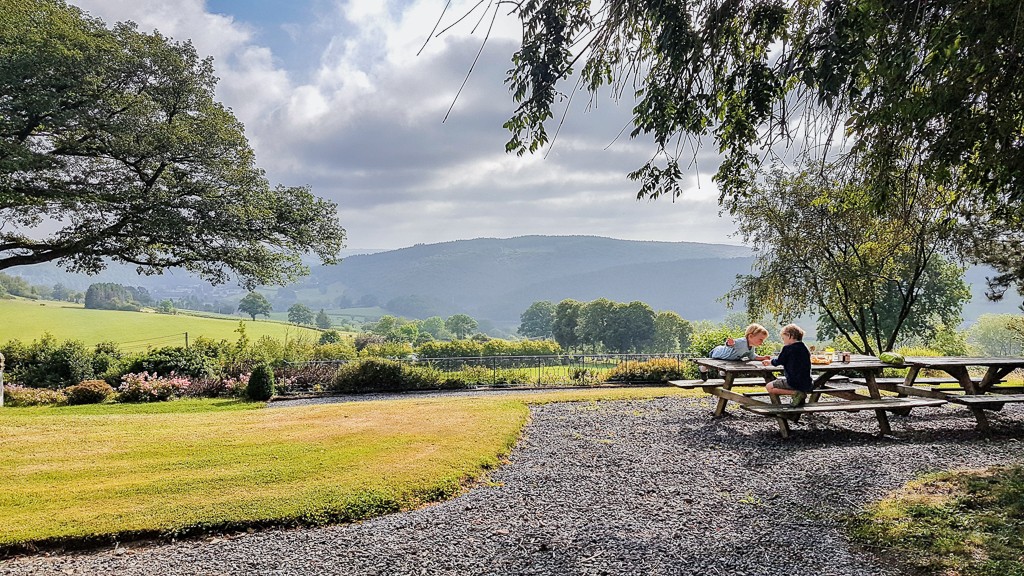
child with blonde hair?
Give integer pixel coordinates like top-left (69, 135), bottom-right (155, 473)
top-left (761, 323), bottom-right (813, 406)
top-left (699, 323), bottom-right (771, 380)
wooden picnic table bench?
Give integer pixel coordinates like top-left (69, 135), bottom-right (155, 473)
top-left (872, 357), bottom-right (1024, 431)
top-left (688, 356), bottom-right (943, 438)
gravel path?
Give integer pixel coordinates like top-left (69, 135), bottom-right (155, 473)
top-left (4, 396), bottom-right (1024, 575)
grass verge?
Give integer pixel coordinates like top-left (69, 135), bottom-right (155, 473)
top-left (0, 387), bottom-right (696, 553)
top-left (846, 466), bottom-right (1024, 576)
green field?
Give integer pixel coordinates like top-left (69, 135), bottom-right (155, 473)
top-left (0, 387), bottom-right (695, 549)
top-left (0, 298), bottom-right (324, 348)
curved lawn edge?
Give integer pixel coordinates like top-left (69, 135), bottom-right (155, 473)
top-left (0, 388), bottom-right (697, 557)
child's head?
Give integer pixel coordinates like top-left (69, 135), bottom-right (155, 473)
top-left (780, 323), bottom-right (805, 343)
top-left (745, 323), bottom-right (769, 346)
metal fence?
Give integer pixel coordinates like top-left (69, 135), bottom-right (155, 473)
top-left (278, 353), bottom-right (697, 394)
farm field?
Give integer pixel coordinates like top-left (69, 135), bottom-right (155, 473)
top-left (0, 298), bottom-right (325, 348)
top-left (0, 387), bottom-right (695, 549)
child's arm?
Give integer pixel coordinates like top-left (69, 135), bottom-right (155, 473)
top-left (725, 338), bottom-right (735, 346)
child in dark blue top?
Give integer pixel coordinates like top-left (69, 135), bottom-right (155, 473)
top-left (761, 323), bottom-right (813, 406)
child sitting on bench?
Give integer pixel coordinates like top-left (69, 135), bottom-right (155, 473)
top-left (762, 324), bottom-right (813, 406)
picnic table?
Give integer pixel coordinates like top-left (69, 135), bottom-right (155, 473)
top-left (869, 356), bottom-right (1024, 431)
top-left (674, 356), bottom-right (945, 438)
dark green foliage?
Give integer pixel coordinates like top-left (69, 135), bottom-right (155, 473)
top-left (315, 309), bottom-right (332, 329)
top-left (2, 335), bottom-right (94, 388)
top-left (238, 292), bottom-right (272, 320)
top-left (444, 314), bottom-right (478, 339)
top-left (125, 346), bottom-right (218, 379)
top-left (518, 301), bottom-right (555, 338)
top-left (246, 364), bottom-right (276, 401)
top-left (318, 330), bottom-right (343, 345)
top-left (84, 283), bottom-right (142, 311)
top-left (330, 358), bottom-right (467, 393)
top-left (64, 379), bottom-right (114, 405)
top-left (552, 299), bottom-right (583, 351)
top-left (287, 303), bottom-right (314, 325)
top-left (0, 0), bottom-right (345, 286)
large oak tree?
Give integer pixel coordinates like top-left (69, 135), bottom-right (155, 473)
top-left (0, 0), bottom-right (345, 288)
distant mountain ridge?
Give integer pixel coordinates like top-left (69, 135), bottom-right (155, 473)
top-left (8, 235), bottom-right (1020, 326)
top-left (302, 235), bottom-right (755, 322)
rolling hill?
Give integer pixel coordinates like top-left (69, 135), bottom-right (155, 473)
top-left (7, 235), bottom-right (1022, 328)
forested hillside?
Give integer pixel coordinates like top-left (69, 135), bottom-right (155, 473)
top-left (303, 236), bottom-right (754, 321)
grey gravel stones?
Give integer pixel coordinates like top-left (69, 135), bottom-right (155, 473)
top-left (3, 395), bottom-right (1023, 575)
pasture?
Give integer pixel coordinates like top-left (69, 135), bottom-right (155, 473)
top-left (0, 298), bottom-right (325, 348)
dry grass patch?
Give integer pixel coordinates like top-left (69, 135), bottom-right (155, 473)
top-left (0, 387), bottom-right (694, 550)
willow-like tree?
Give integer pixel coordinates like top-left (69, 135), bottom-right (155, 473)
top-left (0, 0), bottom-right (345, 288)
top-left (477, 0), bottom-right (1024, 295)
top-left (725, 155), bottom-right (970, 354)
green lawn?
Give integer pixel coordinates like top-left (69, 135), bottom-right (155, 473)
top-left (0, 387), bottom-right (695, 549)
top-left (0, 298), bottom-right (324, 347)
top-left (848, 466), bottom-right (1024, 576)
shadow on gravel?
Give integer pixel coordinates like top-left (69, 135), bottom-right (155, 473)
top-left (677, 404), bottom-right (1024, 451)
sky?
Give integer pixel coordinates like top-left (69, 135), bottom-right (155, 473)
top-left (67, 0), bottom-right (741, 251)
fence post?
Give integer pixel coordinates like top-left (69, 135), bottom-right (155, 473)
top-left (0, 351), bottom-right (5, 407)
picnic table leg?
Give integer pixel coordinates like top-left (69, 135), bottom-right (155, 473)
top-left (863, 372), bottom-right (892, 435)
top-left (948, 366), bottom-right (991, 432)
top-left (766, 388), bottom-right (791, 438)
top-left (713, 373), bottom-right (735, 418)
top-left (979, 366), bottom-right (1016, 393)
top-left (887, 366), bottom-right (921, 416)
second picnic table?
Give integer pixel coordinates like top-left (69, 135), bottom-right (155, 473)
top-left (870, 356), bottom-right (1024, 431)
top-left (681, 356), bottom-right (946, 438)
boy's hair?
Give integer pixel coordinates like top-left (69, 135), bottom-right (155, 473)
top-left (744, 323), bottom-right (769, 338)
top-left (781, 324), bottom-right (805, 341)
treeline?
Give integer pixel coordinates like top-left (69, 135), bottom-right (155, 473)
top-left (84, 283), bottom-right (153, 311)
top-left (518, 298), bottom-right (693, 353)
top-left (0, 273), bottom-right (83, 302)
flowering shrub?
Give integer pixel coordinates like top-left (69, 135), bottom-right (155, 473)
top-left (602, 358), bottom-right (693, 383)
top-left (117, 372), bottom-right (191, 402)
top-left (221, 373), bottom-right (250, 397)
top-left (3, 385), bottom-right (67, 406)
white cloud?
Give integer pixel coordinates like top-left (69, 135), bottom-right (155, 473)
top-left (67, 0), bottom-right (742, 250)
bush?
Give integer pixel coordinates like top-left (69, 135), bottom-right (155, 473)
top-left (312, 341), bottom-right (357, 361)
top-left (688, 328), bottom-right (735, 357)
top-left (603, 358), bottom-right (693, 383)
top-left (330, 358), bottom-right (466, 393)
top-left (3, 335), bottom-right (95, 389)
top-left (359, 341), bottom-right (414, 359)
top-left (319, 330), bottom-right (343, 345)
top-left (2, 385), bottom-right (66, 406)
top-left (64, 379), bottom-right (114, 405)
top-left (125, 346), bottom-right (218, 379)
top-left (246, 364), bottom-right (275, 401)
top-left (117, 372), bottom-right (191, 402)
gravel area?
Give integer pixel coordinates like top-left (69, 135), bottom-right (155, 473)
top-left (4, 395), bottom-right (1024, 575)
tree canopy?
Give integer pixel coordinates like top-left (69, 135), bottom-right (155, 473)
top-left (518, 300), bottom-right (556, 338)
top-left (0, 0), bottom-right (345, 288)
top-left (726, 155), bottom-right (970, 353)
top-left (238, 292), bottom-right (272, 321)
top-left (287, 303), bottom-right (315, 326)
top-left (491, 0), bottom-right (1024, 293)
